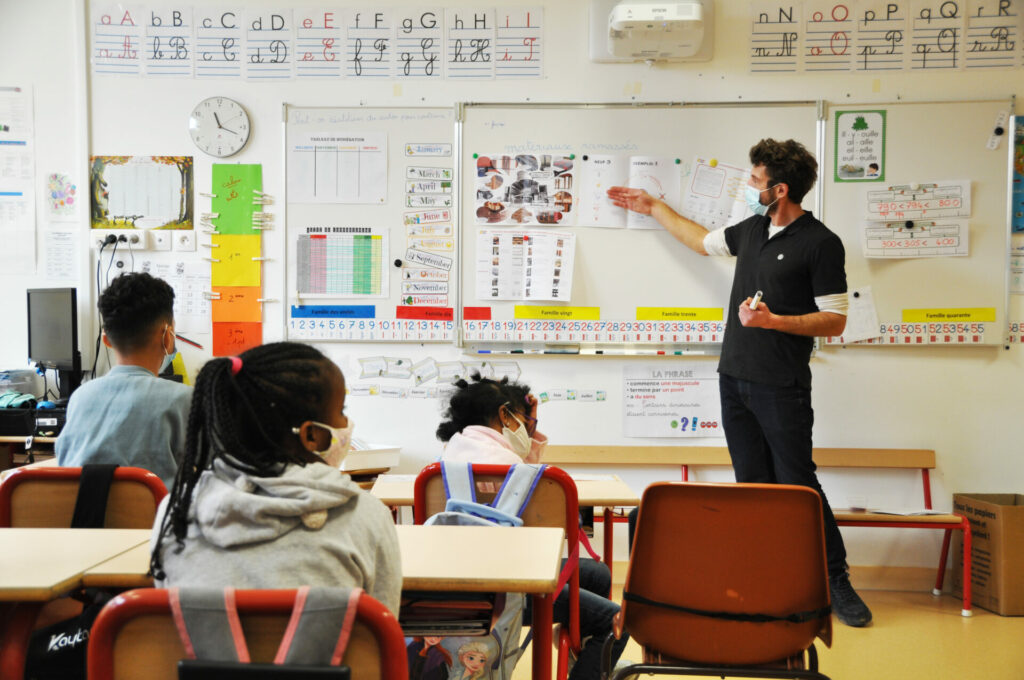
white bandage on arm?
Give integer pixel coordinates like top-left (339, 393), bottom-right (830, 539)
top-left (815, 292), bottom-right (849, 316)
top-left (702, 228), bottom-right (732, 256)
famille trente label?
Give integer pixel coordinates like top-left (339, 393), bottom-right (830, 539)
top-left (513, 306), bottom-right (600, 320)
top-left (636, 307), bottom-right (724, 321)
top-left (902, 308), bottom-right (995, 323)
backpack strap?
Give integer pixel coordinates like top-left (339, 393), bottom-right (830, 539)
top-left (491, 464), bottom-right (546, 519)
top-left (70, 464), bottom-right (119, 528)
top-left (169, 587), bottom-right (251, 662)
top-left (274, 586), bottom-right (362, 666)
top-left (441, 461), bottom-right (477, 502)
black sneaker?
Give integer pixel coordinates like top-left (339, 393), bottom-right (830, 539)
top-left (829, 571), bottom-right (872, 627)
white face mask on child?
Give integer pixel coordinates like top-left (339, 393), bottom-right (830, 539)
top-left (501, 411), bottom-right (532, 459)
top-left (305, 420), bottom-right (355, 467)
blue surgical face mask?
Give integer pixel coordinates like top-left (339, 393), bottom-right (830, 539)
top-left (744, 184), bottom-right (777, 217)
top-left (159, 324), bottom-right (176, 375)
top-left (159, 350), bottom-right (176, 375)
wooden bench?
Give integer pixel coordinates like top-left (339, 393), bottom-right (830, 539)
top-left (544, 445), bottom-right (973, 617)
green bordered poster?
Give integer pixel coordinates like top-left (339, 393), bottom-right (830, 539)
top-left (834, 110), bottom-right (886, 183)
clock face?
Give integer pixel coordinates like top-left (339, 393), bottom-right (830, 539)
top-left (188, 97), bottom-right (250, 158)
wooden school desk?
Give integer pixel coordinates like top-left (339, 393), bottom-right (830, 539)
top-left (0, 528), bottom-right (150, 601)
top-left (0, 528), bottom-right (147, 680)
top-left (0, 453), bottom-right (59, 483)
top-left (371, 473), bottom-right (639, 571)
top-left (0, 436), bottom-right (57, 476)
top-left (82, 524), bottom-right (565, 680)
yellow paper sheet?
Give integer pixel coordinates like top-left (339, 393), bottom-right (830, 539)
top-left (211, 234), bottom-right (261, 287)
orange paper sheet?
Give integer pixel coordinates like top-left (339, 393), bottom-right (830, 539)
top-left (212, 322), bottom-right (263, 357)
top-left (211, 234), bottom-right (261, 287)
top-left (212, 286), bottom-right (262, 323)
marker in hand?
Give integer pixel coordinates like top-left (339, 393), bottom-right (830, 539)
top-left (749, 290), bottom-right (763, 310)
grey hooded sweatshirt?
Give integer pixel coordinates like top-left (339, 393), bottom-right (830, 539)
top-left (151, 457), bottom-right (402, 615)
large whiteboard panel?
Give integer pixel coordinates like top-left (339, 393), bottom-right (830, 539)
top-left (459, 103), bottom-right (818, 348)
top-left (823, 100), bottom-right (1011, 347)
top-left (285, 106), bottom-right (455, 343)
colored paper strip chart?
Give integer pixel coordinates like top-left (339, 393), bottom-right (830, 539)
top-left (460, 306), bottom-right (726, 344)
top-left (210, 164), bottom-right (264, 356)
top-left (823, 308), bottom-right (996, 346)
top-left (287, 304), bottom-right (455, 342)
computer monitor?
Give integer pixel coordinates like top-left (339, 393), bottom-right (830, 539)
top-left (27, 287), bottom-right (82, 399)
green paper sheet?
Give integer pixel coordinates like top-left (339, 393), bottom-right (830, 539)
top-left (211, 164), bottom-right (262, 235)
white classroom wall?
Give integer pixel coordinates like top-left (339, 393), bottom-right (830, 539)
top-left (2, 0), bottom-right (1023, 575)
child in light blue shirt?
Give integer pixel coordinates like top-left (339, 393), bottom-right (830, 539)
top-left (56, 272), bottom-right (191, 490)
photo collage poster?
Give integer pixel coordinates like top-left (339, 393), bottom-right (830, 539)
top-left (474, 152), bottom-right (574, 226)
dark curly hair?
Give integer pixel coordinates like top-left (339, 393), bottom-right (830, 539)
top-left (97, 272), bottom-right (175, 353)
top-left (150, 341), bottom-right (340, 579)
top-left (436, 373), bottom-right (531, 442)
top-left (749, 138), bottom-right (818, 204)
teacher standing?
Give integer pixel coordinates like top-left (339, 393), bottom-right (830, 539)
top-left (608, 138), bottom-right (871, 628)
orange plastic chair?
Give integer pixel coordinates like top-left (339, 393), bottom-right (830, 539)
top-left (602, 482), bottom-right (833, 680)
top-left (0, 465), bottom-right (168, 528)
top-left (87, 588), bottom-right (408, 680)
top-left (0, 466), bottom-right (168, 680)
top-left (413, 462), bottom-right (582, 680)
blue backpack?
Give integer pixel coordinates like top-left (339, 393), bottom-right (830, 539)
top-left (409, 462), bottom-right (547, 680)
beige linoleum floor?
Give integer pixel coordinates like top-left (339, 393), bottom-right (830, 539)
top-left (513, 588), bottom-right (1024, 680)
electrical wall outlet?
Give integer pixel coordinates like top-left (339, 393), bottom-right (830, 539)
top-left (173, 230), bottom-right (196, 251)
top-left (92, 229), bottom-right (147, 250)
top-left (92, 229), bottom-right (127, 249)
top-left (110, 252), bottom-right (131, 274)
top-left (151, 231), bottom-right (172, 251)
top-left (123, 231), bottom-right (146, 248)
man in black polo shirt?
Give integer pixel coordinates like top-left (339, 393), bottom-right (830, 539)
top-left (607, 139), bottom-right (872, 628)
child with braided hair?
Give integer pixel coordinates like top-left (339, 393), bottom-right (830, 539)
top-left (437, 374), bottom-right (630, 680)
top-left (149, 342), bottom-right (401, 614)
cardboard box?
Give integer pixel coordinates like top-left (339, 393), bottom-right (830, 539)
top-left (951, 493), bottom-right (1024, 616)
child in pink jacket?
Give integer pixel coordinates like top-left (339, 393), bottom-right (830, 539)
top-left (436, 374), bottom-right (629, 680)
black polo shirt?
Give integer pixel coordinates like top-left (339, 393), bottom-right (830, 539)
top-left (718, 211), bottom-right (846, 389)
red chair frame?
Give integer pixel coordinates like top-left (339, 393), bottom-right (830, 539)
top-left (0, 465), bottom-right (168, 527)
top-left (0, 466), bottom-right (168, 680)
top-left (413, 462), bottom-right (581, 680)
top-left (87, 588), bottom-right (408, 680)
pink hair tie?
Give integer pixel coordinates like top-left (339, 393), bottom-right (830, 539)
top-left (229, 356), bottom-right (243, 376)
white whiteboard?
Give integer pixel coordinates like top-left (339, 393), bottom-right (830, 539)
top-left (284, 106), bottom-right (456, 343)
top-left (822, 100), bottom-right (1011, 347)
top-left (458, 102), bottom-right (819, 349)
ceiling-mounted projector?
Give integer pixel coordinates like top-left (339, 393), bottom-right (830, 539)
top-left (590, 0), bottom-right (713, 63)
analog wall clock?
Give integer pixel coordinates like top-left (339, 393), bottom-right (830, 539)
top-left (188, 97), bottom-right (251, 158)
